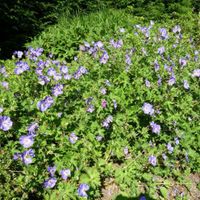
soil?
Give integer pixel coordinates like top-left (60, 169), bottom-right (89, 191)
top-left (100, 173), bottom-right (200, 200)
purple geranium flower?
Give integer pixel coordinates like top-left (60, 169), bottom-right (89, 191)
top-left (172, 25), bottom-right (181, 33)
top-left (100, 88), bottom-right (107, 95)
top-left (102, 115), bottom-right (113, 128)
top-left (113, 100), bottom-right (117, 109)
top-left (64, 74), bottom-right (72, 80)
top-left (86, 104), bottom-right (95, 113)
top-left (14, 61), bottom-right (30, 75)
top-left (60, 66), bottom-right (68, 74)
top-left (175, 137), bottom-right (179, 145)
top-left (19, 135), bottom-right (34, 148)
top-left (47, 166), bottom-right (56, 176)
top-left (69, 132), bottom-right (78, 144)
top-left (139, 195), bottom-right (147, 200)
top-left (110, 39), bottom-right (123, 48)
top-left (158, 76), bottom-right (162, 86)
top-left (168, 76), bottom-right (176, 86)
top-left (74, 66), bottom-right (88, 79)
top-left (142, 103), bottom-right (154, 116)
top-left (159, 28), bottom-right (168, 40)
top-left (53, 73), bottom-right (62, 81)
top-left (38, 75), bottom-right (50, 85)
top-left (96, 135), bottom-right (103, 141)
top-left (125, 54), bottom-right (132, 65)
top-left (13, 51), bottom-right (23, 59)
top-left (0, 116), bottom-right (13, 131)
top-left (154, 60), bottom-right (160, 71)
top-left (43, 177), bottom-right (57, 189)
top-left (47, 68), bottom-right (57, 76)
top-left (158, 46), bottom-right (165, 55)
top-left (150, 122), bottom-right (161, 134)
top-left (183, 80), bottom-right (189, 89)
top-left (179, 58), bottom-right (187, 67)
top-left (13, 152), bottom-right (22, 160)
top-left (94, 41), bottom-right (104, 48)
top-left (22, 149), bottom-right (35, 165)
top-left (35, 67), bottom-right (44, 76)
top-left (192, 69), bottom-right (200, 77)
top-left (78, 183), bottom-right (90, 197)
top-left (145, 79), bottom-right (151, 87)
top-left (123, 147), bottom-right (129, 155)
top-left (52, 84), bottom-right (64, 97)
top-left (60, 169), bottom-right (71, 180)
top-left (100, 51), bottom-right (109, 64)
top-left (28, 122), bottom-right (39, 136)
top-left (101, 99), bottom-right (107, 108)
top-left (167, 143), bottom-right (174, 154)
top-left (37, 96), bottom-right (54, 112)
top-left (148, 155), bottom-right (157, 166)
top-left (27, 47), bottom-right (43, 60)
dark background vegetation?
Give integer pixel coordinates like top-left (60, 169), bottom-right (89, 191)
top-left (0, 0), bottom-right (199, 59)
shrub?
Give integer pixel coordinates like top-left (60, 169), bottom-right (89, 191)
top-left (0, 11), bottom-right (199, 199)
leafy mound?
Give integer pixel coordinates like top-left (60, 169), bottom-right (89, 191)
top-left (0, 14), bottom-right (199, 199)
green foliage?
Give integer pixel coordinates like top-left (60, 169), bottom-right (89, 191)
top-left (0, 9), bottom-right (199, 200)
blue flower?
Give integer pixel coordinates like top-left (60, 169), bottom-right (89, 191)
top-left (19, 135), bottom-right (34, 148)
top-left (13, 51), bottom-right (23, 59)
top-left (38, 75), bottom-right (50, 85)
top-left (47, 166), bottom-right (56, 176)
top-left (168, 76), bottom-right (176, 86)
top-left (148, 155), bottom-right (157, 166)
top-left (52, 84), bottom-right (64, 97)
top-left (139, 195), bottom-right (147, 200)
top-left (69, 132), bottom-right (78, 144)
top-left (86, 104), bottom-right (95, 113)
top-left (37, 96), bottom-right (54, 112)
top-left (150, 122), bottom-right (161, 134)
top-left (60, 169), bottom-right (71, 180)
top-left (14, 61), bottom-right (30, 75)
top-left (47, 68), bottom-right (57, 76)
top-left (102, 115), bottom-right (113, 128)
top-left (172, 25), bottom-right (181, 33)
top-left (174, 137), bottom-right (179, 145)
top-left (142, 103), bottom-right (154, 116)
top-left (64, 74), bottom-right (72, 80)
top-left (159, 28), bottom-right (168, 40)
top-left (0, 116), bottom-right (13, 131)
top-left (192, 69), bottom-right (200, 78)
top-left (179, 58), bottom-right (187, 67)
top-left (35, 67), bottom-right (44, 75)
top-left (60, 66), bottom-right (68, 74)
top-left (28, 122), bottom-right (39, 137)
top-left (167, 143), bottom-right (174, 154)
top-left (53, 73), bottom-right (62, 81)
top-left (22, 149), bottom-right (35, 165)
top-left (100, 88), bottom-right (107, 95)
top-left (183, 80), bottom-right (189, 89)
top-left (78, 183), bottom-right (90, 197)
top-left (145, 79), bottom-right (151, 88)
top-left (158, 46), bottom-right (165, 55)
top-left (43, 177), bottom-right (57, 189)
top-left (100, 51), bottom-right (109, 64)
top-left (74, 66), bottom-right (88, 79)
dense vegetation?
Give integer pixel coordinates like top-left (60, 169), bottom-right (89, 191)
top-left (0, 8), bottom-right (200, 199)
top-left (1, 0), bottom-right (199, 59)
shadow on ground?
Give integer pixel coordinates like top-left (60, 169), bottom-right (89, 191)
top-left (115, 194), bottom-right (155, 200)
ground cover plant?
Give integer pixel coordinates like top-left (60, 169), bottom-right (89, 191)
top-left (0, 9), bottom-right (200, 200)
